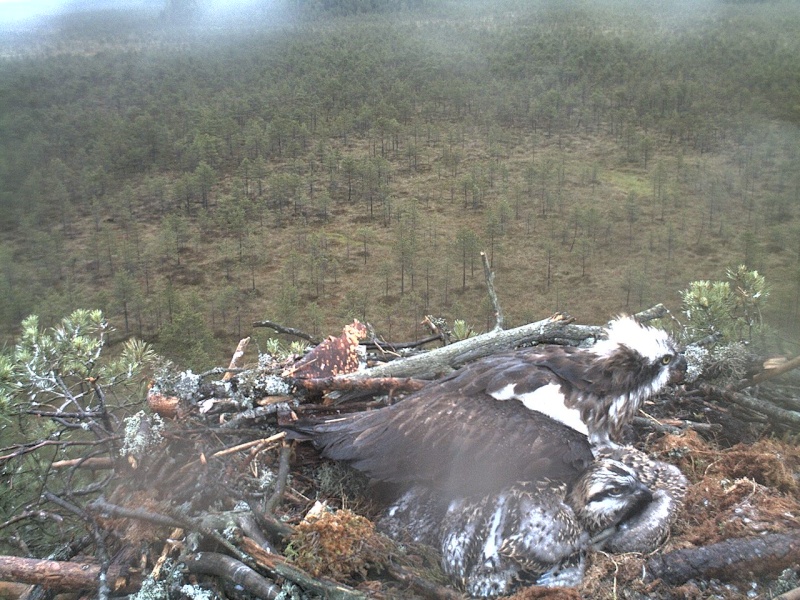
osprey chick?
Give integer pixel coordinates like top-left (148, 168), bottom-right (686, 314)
top-left (288, 316), bottom-right (686, 495)
top-left (378, 448), bottom-right (687, 596)
top-left (443, 459), bottom-right (652, 596)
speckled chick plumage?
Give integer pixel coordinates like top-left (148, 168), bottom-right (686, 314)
top-left (438, 458), bottom-right (652, 597)
top-left (377, 447), bottom-right (688, 597)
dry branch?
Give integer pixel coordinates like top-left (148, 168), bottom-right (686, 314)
top-left (240, 536), bottom-right (367, 600)
top-left (385, 564), bottom-right (465, 600)
top-left (481, 251), bottom-right (504, 331)
top-left (646, 532), bottom-right (800, 584)
top-left (50, 457), bottom-right (114, 470)
top-left (735, 354), bottom-right (800, 390)
top-left (337, 314), bottom-right (580, 380)
top-left (698, 383), bottom-right (800, 430)
top-left (252, 320), bottom-right (320, 343)
top-left (184, 552), bottom-right (282, 600)
top-left (0, 556), bottom-right (141, 593)
top-left (223, 337), bottom-right (251, 382)
top-left (292, 375), bottom-right (427, 395)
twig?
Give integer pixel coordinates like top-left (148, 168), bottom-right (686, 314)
top-left (632, 416), bottom-right (722, 435)
top-left (386, 564), bottom-right (465, 600)
top-left (86, 500), bottom-right (184, 529)
top-left (264, 442), bottom-right (292, 514)
top-left (292, 376), bottom-right (427, 395)
top-left (50, 457), bottom-right (115, 470)
top-left (698, 383), bottom-right (800, 430)
top-left (362, 334), bottom-right (443, 351)
top-left (223, 337), bottom-right (251, 382)
top-left (211, 433), bottom-right (285, 458)
top-left (240, 536), bottom-right (367, 600)
top-left (481, 251), bottom-right (504, 331)
top-left (734, 354), bottom-right (800, 391)
top-left (184, 552), bottom-right (282, 600)
top-left (252, 320), bottom-right (320, 343)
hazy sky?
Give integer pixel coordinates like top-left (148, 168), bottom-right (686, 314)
top-left (0, 1), bottom-right (65, 24)
top-left (0, 0), bottom-right (279, 28)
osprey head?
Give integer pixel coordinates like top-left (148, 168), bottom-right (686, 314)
top-left (567, 458), bottom-right (653, 537)
top-left (584, 316), bottom-right (686, 446)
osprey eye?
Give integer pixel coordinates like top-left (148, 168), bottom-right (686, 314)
top-left (607, 486), bottom-right (623, 497)
top-left (661, 355), bottom-right (672, 365)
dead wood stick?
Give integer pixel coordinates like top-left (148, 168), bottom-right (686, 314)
top-left (0, 556), bottom-right (141, 592)
top-left (481, 251), bottom-right (504, 331)
top-left (645, 532), bottom-right (800, 584)
top-left (335, 315), bottom-right (580, 380)
top-left (263, 441), bottom-right (292, 514)
top-left (240, 536), bottom-right (367, 599)
top-left (735, 354), bottom-right (800, 390)
top-left (632, 416), bottom-right (722, 435)
top-left (252, 320), bottom-right (320, 343)
top-left (386, 564), bottom-right (465, 600)
top-left (184, 552), bottom-right (281, 600)
top-left (329, 306), bottom-right (666, 381)
top-left (292, 375), bottom-right (427, 395)
top-left (698, 383), bottom-right (800, 429)
top-left (775, 587), bottom-right (800, 600)
top-left (223, 337), bottom-right (250, 382)
top-left (151, 527), bottom-right (183, 580)
top-left (50, 457), bottom-right (114, 470)
top-left (87, 500), bottom-right (183, 529)
top-left (211, 433), bottom-right (285, 458)
top-left (363, 334), bottom-right (443, 351)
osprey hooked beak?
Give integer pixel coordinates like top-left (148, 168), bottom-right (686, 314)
top-left (668, 353), bottom-right (688, 384)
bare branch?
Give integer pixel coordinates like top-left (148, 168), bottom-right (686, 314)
top-left (223, 337), bottom-right (251, 382)
top-left (481, 251), bottom-right (504, 331)
top-left (646, 532), bottom-right (800, 585)
top-left (264, 442), bottom-right (292, 514)
top-left (698, 383), bottom-right (800, 430)
top-left (252, 320), bottom-right (320, 343)
top-left (0, 556), bottom-right (141, 593)
top-left (184, 552), bottom-right (281, 600)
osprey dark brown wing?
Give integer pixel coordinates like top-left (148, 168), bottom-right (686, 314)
top-left (285, 316), bottom-right (685, 495)
top-left (289, 375), bottom-right (594, 496)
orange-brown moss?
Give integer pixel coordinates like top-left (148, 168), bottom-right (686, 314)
top-left (287, 505), bottom-right (394, 581)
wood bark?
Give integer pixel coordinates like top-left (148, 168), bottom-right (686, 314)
top-left (0, 556), bottom-right (140, 593)
top-left (184, 552), bottom-right (281, 600)
top-left (240, 537), bottom-right (367, 600)
top-left (698, 383), bottom-right (800, 430)
top-left (646, 532), bottom-right (800, 585)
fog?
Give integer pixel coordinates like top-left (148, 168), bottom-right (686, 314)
top-left (0, 0), bottom-right (286, 32)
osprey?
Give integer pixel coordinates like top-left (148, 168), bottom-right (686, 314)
top-left (440, 458), bottom-right (654, 596)
top-left (288, 316), bottom-right (686, 496)
top-left (378, 447), bottom-right (687, 596)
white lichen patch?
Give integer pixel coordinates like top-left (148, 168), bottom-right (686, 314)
top-left (683, 345), bottom-right (709, 383)
top-left (120, 410), bottom-right (165, 459)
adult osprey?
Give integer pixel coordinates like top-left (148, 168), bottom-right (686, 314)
top-left (288, 316), bottom-right (686, 496)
